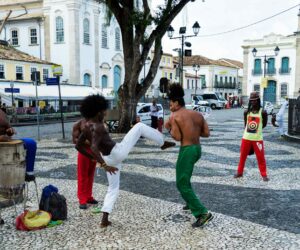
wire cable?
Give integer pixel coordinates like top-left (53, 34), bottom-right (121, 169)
top-left (198, 3), bottom-right (300, 38)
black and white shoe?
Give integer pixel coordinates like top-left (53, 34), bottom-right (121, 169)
top-left (192, 212), bottom-right (213, 228)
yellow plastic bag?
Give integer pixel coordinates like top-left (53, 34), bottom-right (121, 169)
top-left (23, 210), bottom-right (51, 230)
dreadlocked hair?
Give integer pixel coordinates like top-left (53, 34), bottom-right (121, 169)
top-left (80, 94), bottom-right (108, 119)
top-left (247, 98), bottom-right (262, 114)
top-left (168, 83), bottom-right (185, 106)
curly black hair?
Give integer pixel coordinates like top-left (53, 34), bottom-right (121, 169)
top-left (168, 83), bottom-right (185, 106)
top-left (80, 94), bottom-right (108, 119)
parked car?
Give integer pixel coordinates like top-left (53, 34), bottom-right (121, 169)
top-left (193, 105), bottom-right (211, 120)
top-left (200, 92), bottom-right (227, 109)
top-left (136, 103), bottom-right (164, 126)
top-left (192, 95), bottom-right (209, 106)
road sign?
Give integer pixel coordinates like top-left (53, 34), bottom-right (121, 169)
top-left (52, 65), bottom-right (63, 76)
top-left (4, 88), bottom-right (20, 93)
top-left (261, 77), bottom-right (268, 88)
top-left (46, 77), bottom-right (59, 85)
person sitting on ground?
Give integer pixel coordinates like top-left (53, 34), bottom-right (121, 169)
top-left (75, 94), bottom-right (175, 228)
top-left (72, 118), bottom-right (98, 209)
top-left (0, 109), bottom-right (37, 182)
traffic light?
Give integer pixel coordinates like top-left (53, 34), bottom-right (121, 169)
top-left (31, 71), bottom-right (40, 84)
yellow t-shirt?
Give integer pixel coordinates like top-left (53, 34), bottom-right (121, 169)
top-left (243, 109), bottom-right (263, 141)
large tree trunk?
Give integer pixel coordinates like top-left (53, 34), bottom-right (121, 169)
top-left (98, 0), bottom-right (195, 132)
top-left (117, 81), bottom-right (140, 132)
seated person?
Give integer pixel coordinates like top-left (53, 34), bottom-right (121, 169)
top-left (0, 109), bottom-right (37, 182)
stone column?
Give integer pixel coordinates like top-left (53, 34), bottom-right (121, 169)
top-left (294, 10), bottom-right (300, 97)
top-left (242, 46), bottom-right (249, 102)
top-left (67, 2), bottom-right (81, 85)
top-left (93, 8), bottom-right (100, 89)
top-left (208, 66), bottom-right (214, 91)
top-left (43, 7), bottom-right (51, 62)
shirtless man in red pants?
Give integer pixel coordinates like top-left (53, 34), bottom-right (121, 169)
top-left (72, 119), bottom-right (98, 209)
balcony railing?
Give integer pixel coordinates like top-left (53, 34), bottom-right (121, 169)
top-left (279, 67), bottom-right (291, 75)
top-left (214, 81), bottom-right (237, 89)
top-left (252, 69), bottom-right (262, 76)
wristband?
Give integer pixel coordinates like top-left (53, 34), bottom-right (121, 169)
top-left (101, 162), bottom-right (107, 168)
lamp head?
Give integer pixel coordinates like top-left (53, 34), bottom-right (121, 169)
top-left (193, 64), bottom-right (200, 71)
top-left (252, 48), bottom-right (257, 57)
top-left (192, 21), bottom-right (200, 36)
top-left (167, 25), bottom-right (174, 38)
top-left (185, 41), bottom-right (192, 47)
top-left (274, 46), bottom-right (280, 56)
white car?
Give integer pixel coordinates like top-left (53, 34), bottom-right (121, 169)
top-left (136, 103), bottom-right (164, 126)
top-left (193, 105), bottom-right (211, 120)
top-left (192, 96), bottom-right (209, 106)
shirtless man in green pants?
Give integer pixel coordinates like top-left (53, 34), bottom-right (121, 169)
top-left (165, 84), bottom-right (213, 228)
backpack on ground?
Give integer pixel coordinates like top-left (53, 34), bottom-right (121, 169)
top-left (39, 185), bottom-right (67, 221)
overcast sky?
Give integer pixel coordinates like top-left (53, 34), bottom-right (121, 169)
top-left (154, 0), bottom-right (300, 62)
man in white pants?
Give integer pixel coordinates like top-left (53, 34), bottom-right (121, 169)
top-left (272, 98), bottom-right (288, 137)
top-left (76, 95), bottom-right (175, 227)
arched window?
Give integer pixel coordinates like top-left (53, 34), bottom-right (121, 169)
top-left (101, 24), bottom-right (108, 48)
top-left (101, 75), bottom-right (108, 88)
top-left (83, 73), bottom-right (91, 86)
top-left (115, 27), bottom-right (121, 50)
top-left (280, 83), bottom-right (288, 98)
top-left (56, 16), bottom-right (64, 43)
top-left (254, 59), bottom-right (261, 75)
top-left (281, 57), bottom-right (290, 74)
top-left (113, 65), bottom-right (121, 91)
top-left (267, 58), bottom-right (275, 74)
top-left (83, 18), bottom-right (90, 44)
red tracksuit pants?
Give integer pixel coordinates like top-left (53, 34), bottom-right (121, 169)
top-left (77, 151), bottom-right (96, 204)
top-left (237, 139), bottom-right (267, 177)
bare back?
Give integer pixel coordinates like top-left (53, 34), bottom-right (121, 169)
top-left (76, 119), bottom-right (116, 163)
top-left (168, 108), bottom-right (210, 146)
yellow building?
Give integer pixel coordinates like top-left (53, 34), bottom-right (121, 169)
top-left (0, 40), bottom-right (55, 106)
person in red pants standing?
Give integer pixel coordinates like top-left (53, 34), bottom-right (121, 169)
top-left (72, 119), bottom-right (98, 209)
top-left (234, 92), bottom-right (269, 181)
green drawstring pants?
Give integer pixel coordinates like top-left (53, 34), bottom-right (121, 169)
top-left (176, 144), bottom-right (208, 218)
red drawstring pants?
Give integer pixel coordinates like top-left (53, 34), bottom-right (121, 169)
top-left (237, 139), bottom-right (267, 177)
top-left (77, 150), bottom-right (96, 204)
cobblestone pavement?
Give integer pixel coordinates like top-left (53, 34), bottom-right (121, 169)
top-left (0, 109), bottom-right (299, 249)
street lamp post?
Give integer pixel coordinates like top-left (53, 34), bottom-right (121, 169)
top-left (167, 21), bottom-right (200, 86)
top-left (193, 64), bottom-right (200, 96)
top-left (252, 46), bottom-right (280, 104)
top-left (10, 81), bottom-right (14, 105)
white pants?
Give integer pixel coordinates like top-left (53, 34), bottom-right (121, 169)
top-left (276, 114), bottom-right (284, 136)
top-left (101, 123), bottom-right (164, 213)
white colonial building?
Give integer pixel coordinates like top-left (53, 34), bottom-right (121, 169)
top-left (0, 0), bottom-right (141, 102)
top-left (242, 11), bottom-right (300, 104)
top-left (176, 55), bottom-right (242, 103)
